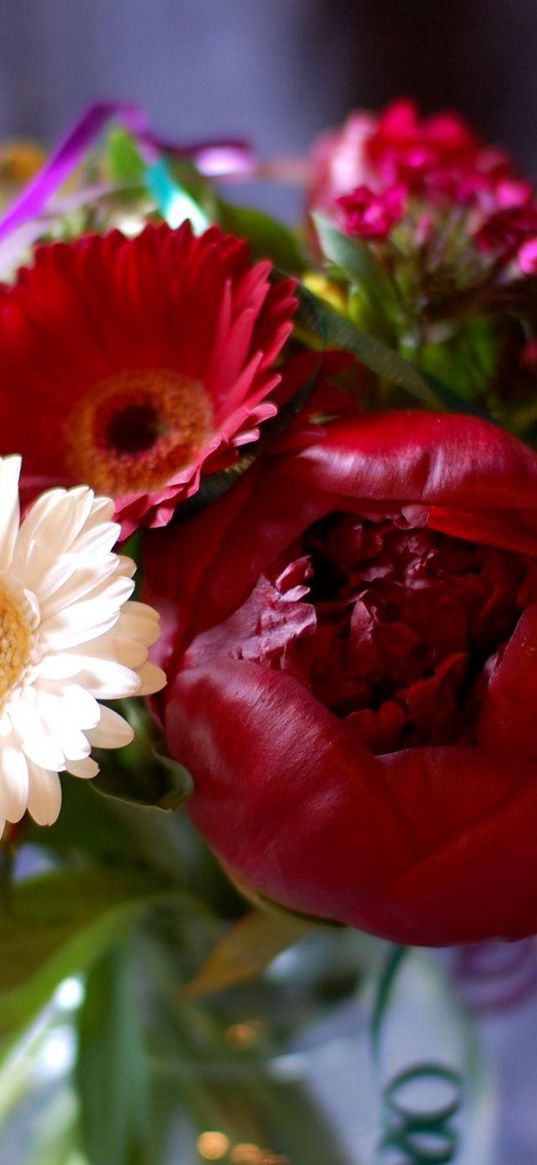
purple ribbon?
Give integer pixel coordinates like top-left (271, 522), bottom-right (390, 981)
top-left (0, 101), bottom-right (255, 244)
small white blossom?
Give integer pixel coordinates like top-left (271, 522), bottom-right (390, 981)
top-left (0, 456), bottom-right (165, 831)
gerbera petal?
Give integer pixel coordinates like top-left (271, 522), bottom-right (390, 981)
top-left (61, 656), bottom-right (146, 699)
top-left (35, 692), bottom-right (92, 761)
top-left (137, 660), bottom-right (167, 696)
top-left (0, 459), bottom-right (164, 830)
top-left (0, 456), bottom-right (21, 572)
top-left (87, 705), bottom-right (134, 749)
top-left (0, 224), bottom-right (296, 534)
top-left (0, 746), bottom-right (28, 822)
top-left (65, 757), bottom-right (100, 779)
top-left (26, 762), bottom-right (62, 826)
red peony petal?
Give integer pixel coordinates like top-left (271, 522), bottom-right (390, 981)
top-left (167, 659), bottom-right (416, 919)
top-left (478, 603), bottom-right (537, 760)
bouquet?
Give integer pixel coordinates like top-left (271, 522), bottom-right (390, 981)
top-left (0, 97), bottom-right (536, 1163)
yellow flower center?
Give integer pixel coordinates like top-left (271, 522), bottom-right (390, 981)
top-left (0, 580), bottom-right (37, 703)
top-left (65, 369), bottom-right (214, 497)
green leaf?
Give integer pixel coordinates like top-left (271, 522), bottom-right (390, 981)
top-left (105, 128), bottom-right (146, 186)
top-left (90, 699), bottom-right (194, 812)
top-left (421, 316), bottom-right (498, 402)
top-left (178, 908), bottom-right (313, 1000)
top-left (26, 776), bottom-right (138, 862)
top-left (293, 283), bottom-right (441, 408)
top-left (76, 938), bottom-right (150, 1165)
top-left (92, 749), bottom-right (193, 812)
top-left (0, 866), bottom-right (170, 1052)
top-left (313, 213), bottom-right (397, 308)
top-left (219, 200), bottom-right (307, 272)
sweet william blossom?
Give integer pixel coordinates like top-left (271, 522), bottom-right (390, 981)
top-left (335, 184), bottom-right (405, 239)
top-left (0, 456), bottom-right (165, 833)
top-left (310, 98), bottom-right (523, 217)
top-left (145, 413), bottom-right (537, 947)
top-left (309, 98), bottom-right (535, 261)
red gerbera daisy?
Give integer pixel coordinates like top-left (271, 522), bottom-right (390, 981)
top-left (0, 223), bottom-right (296, 534)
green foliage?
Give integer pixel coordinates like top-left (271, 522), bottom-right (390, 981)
top-left (0, 866), bottom-right (170, 1053)
top-left (105, 128), bottom-right (146, 186)
top-left (25, 776), bottom-right (137, 862)
top-left (179, 908), bottom-right (313, 1000)
top-left (420, 317), bottom-right (498, 402)
top-left (313, 212), bottom-right (398, 340)
top-left (293, 282), bottom-right (441, 407)
top-left (76, 939), bottom-right (150, 1165)
top-left (89, 700), bottom-right (194, 812)
top-left (219, 201), bottom-right (307, 272)
top-left (92, 748), bottom-right (193, 812)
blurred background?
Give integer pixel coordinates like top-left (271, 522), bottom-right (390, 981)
top-left (1, 3), bottom-right (537, 1162)
top-left (1, 0), bottom-right (536, 204)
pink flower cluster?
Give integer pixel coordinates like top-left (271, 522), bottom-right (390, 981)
top-left (311, 99), bottom-right (537, 272)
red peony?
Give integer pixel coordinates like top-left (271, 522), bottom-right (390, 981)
top-left (145, 412), bottom-right (537, 946)
top-left (0, 223), bottom-right (296, 535)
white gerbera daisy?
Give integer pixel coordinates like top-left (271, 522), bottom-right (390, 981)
top-left (0, 455), bottom-right (166, 833)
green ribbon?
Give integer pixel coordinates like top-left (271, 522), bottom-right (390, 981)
top-left (372, 947), bottom-right (465, 1165)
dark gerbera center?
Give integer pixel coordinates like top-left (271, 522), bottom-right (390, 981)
top-left (105, 402), bottom-right (166, 455)
top-left (232, 510), bottom-right (537, 753)
top-left (65, 369), bottom-right (214, 497)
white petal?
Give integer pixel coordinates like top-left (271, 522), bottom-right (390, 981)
top-left (71, 658), bottom-right (144, 699)
top-left (69, 521), bottom-right (120, 559)
top-left (114, 555), bottom-right (136, 580)
top-left (39, 578), bottom-right (135, 650)
top-left (0, 457), bottom-right (21, 571)
top-left (117, 604), bottom-right (161, 648)
top-left (37, 653), bottom-right (84, 681)
top-left (30, 556), bottom-right (77, 607)
top-left (0, 711), bottom-right (13, 736)
top-left (87, 705), bottom-right (134, 749)
top-left (0, 746), bottom-right (28, 822)
top-left (38, 557), bottom-right (122, 617)
top-left (65, 757), bottom-right (99, 779)
top-left (0, 473), bottom-right (164, 829)
top-left (40, 606), bottom-right (121, 651)
top-left (58, 683), bottom-right (101, 730)
top-left (13, 490), bottom-right (117, 586)
top-left (13, 490), bottom-right (69, 574)
top-left (123, 600), bottom-right (161, 621)
top-left (26, 762), bottom-right (62, 825)
top-left (137, 660), bottom-right (167, 695)
top-left (36, 693), bottom-right (92, 761)
top-left (107, 636), bottom-right (149, 669)
top-left (10, 700), bottom-right (65, 771)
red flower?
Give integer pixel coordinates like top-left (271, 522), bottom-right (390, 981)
top-left (474, 203), bottom-right (537, 257)
top-left (0, 223), bottom-right (296, 535)
top-left (518, 237), bottom-right (537, 276)
top-left (145, 412), bottom-right (537, 946)
top-left (365, 99), bottom-right (480, 191)
top-left (335, 184), bottom-right (406, 239)
top-left (309, 98), bottom-right (530, 236)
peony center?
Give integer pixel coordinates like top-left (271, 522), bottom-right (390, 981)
top-left (0, 579), bottom-right (37, 703)
top-left (227, 510), bottom-right (537, 753)
top-left (65, 369), bottom-right (214, 497)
